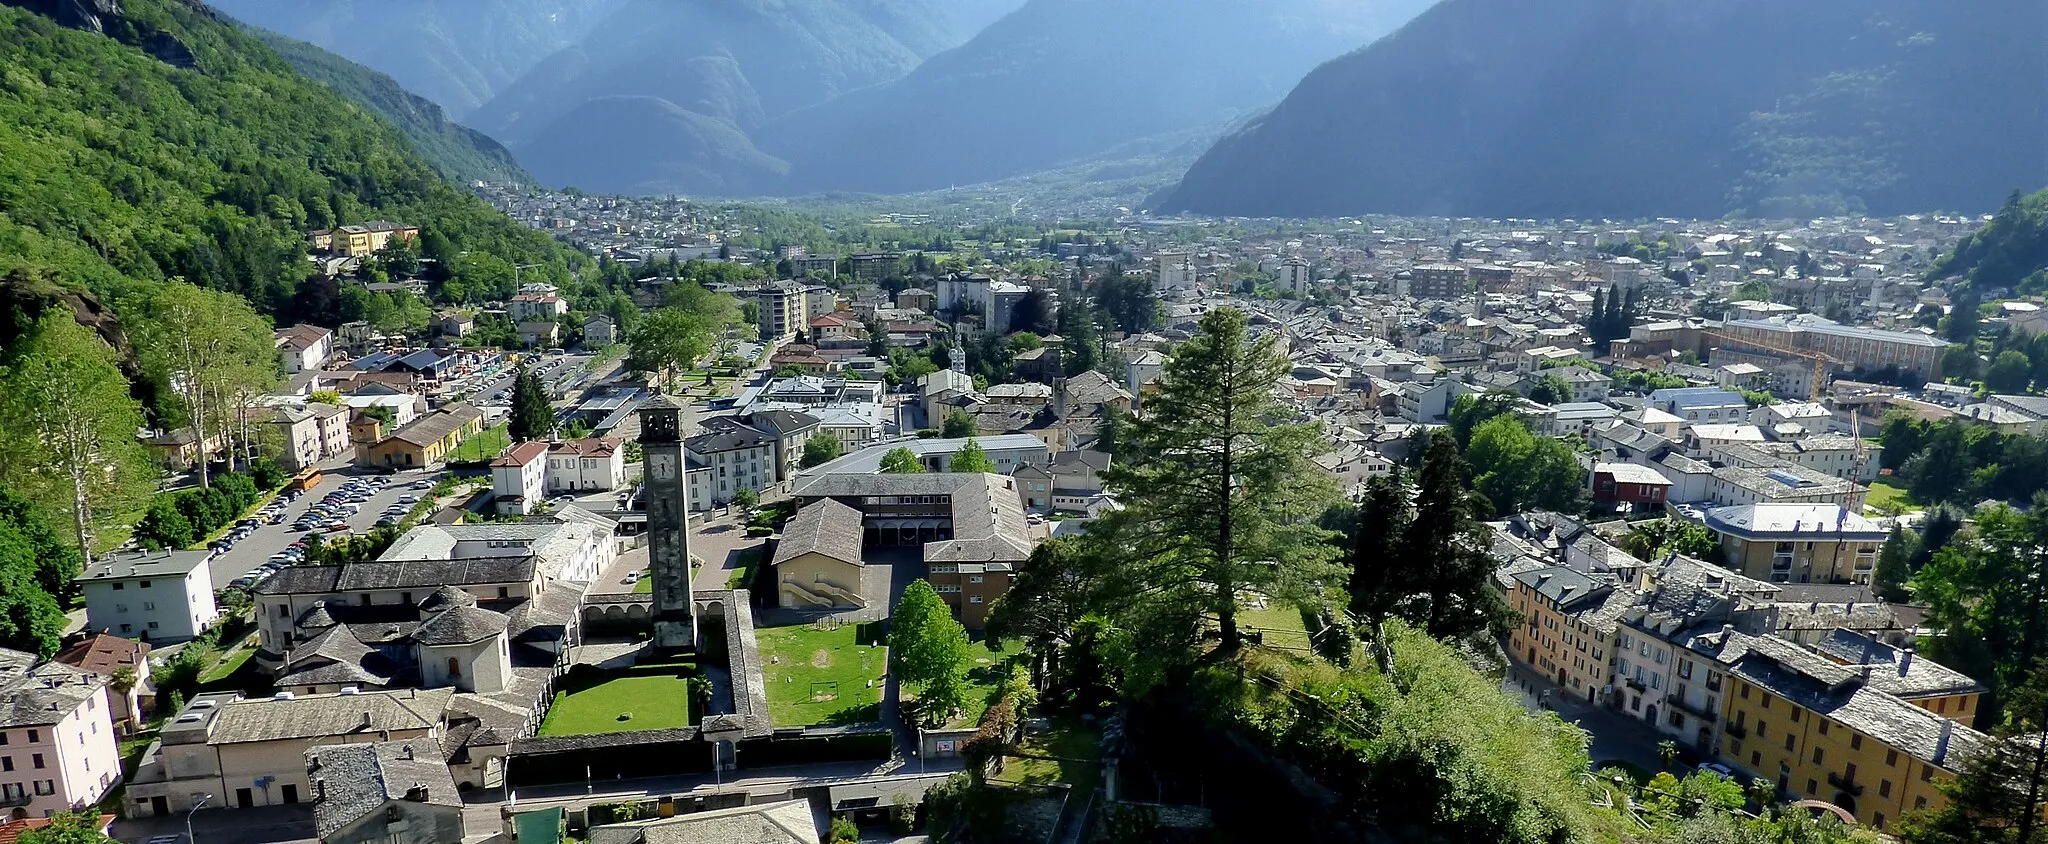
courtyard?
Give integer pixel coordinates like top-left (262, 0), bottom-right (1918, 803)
top-left (537, 670), bottom-right (699, 736)
top-left (754, 620), bottom-right (888, 727)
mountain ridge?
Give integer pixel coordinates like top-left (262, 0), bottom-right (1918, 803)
top-left (1159, 0), bottom-right (2048, 219)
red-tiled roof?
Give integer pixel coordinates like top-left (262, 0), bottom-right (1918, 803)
top-left (490, 440), bottom-right (550, 467)
top-left (52, 633), bottom-right (149, 675)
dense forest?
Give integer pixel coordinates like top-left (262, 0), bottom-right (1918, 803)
top-left (0, 0), bottom-right (584, 329)
top-left (244, 27), bottom-right (532, 185)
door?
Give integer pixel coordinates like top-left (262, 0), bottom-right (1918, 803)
top-left (149, 796), bottom-right (169, 817)
top-left (235, 788), bottom-right (253, 808)
top-left (281, 784), bottom-right (298, 804)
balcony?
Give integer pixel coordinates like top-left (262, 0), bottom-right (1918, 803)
top-left (1723, 722), bottom-right (1748, 739)
top-left (1625, 677), bottom-right (1647, 693)
top-left (1667, 697), bottom-right (1719, 724)
top-left (1827, 771), bottom-right (1864, 796)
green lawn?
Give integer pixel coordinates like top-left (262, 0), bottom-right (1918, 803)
top-left (198, 641), bottom-right (257, 686)
top-left (989, 719), bottom-right (1102, 791)
top-left (1864, 477), bottom-right (1916, 515)
top-left (537, 674), bottom-right (696, 736)
top-left (1241, 601), bottom-right (1314, 650)
top-left (631, 569), bottom-right (652, 594)
top-left (755, 622), bottom-right (887, 727)
top-left (448, 423), bottom-right (511, 463)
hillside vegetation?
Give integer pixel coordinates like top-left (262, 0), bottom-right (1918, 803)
top-left (0, 0), bottom-right (581, 324)
top-left (1931, 187), bottom-right (2048, 295)
top-left (1159, 0), bottom-right (2047, 219)
top-left (248, 27), bottom-right (531, 185)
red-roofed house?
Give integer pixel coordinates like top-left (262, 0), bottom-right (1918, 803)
top-left (490, 441), bottom-right (550, 514)
top-left (52, 634), bottom-right (152, 734)
top-left (545, 438), bottom-right (625, 493)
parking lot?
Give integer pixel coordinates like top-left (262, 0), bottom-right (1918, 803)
top-left (201, 470), bottom-right (443, 592)
top-left (444, 352), bottom-right (594, 410)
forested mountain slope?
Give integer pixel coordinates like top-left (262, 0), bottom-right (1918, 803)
top-left (1159, 0), bottom-right (2047, 219)
top-left (0, 0), bottom-right (579, 326)
top-left (200, 0), bottom-right (620, 118)
top-left (1931, 187), bottom-right (2048, 295)
top-left (247, 27), bottom-right (532, 185)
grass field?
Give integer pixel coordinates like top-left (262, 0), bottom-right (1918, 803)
top-left (989, 719), bottom-right (1102, 791)
top-left (448, 423), bottom-right (511, 464)
top-left (756, 622), bottom-right (887, 727)
top-left (631, 569), bottom-right (652, 594)
top-left (537, 674), bottom-right (695, 736)
top-left (1864, 477), bottom-right (1915, 515)
top-left (1241, 601), bottom-right (1314, 650)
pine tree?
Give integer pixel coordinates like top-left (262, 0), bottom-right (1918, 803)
top-left (1898, 659), bottom-right (2048, 844)
top-left (1587, 288), bottom-right (1608, 355)
top-left (1405, 431), bottom-right (1509, 639)
top-left (508, 366), bottom-right (554, 442)
top-left (1874, 523), bottom-right (1917, 602)
top-left (1347, 471), bottom-right (1414, 622)
top-left (1096, 308), bottom-right (1340, 650)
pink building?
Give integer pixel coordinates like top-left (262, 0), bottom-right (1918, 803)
top-left (0, 650), bottom-right (120, 819)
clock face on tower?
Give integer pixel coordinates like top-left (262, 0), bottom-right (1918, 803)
top-left (649, 453), bottom-right (676, 481)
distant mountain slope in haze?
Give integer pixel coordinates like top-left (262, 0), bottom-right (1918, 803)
top-left (519, 96), bottom-right (789, 196)
top-left (202, 0), bottom-right (621, 118)
top-left (248, 28), bottom-right (532, 185)
top-left (1159, 0), bottom-right (2048, 219)
top-left (757, 0), bottom-right (1440, 196)
top-left (472, 0), bottom-right (1020, 194)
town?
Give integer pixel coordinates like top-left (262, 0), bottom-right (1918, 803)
top-left (0, 191), bottom-right (2031, 844)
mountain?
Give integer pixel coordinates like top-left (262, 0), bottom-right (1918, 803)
top-left (467, 0), bottom-right (1022, 195)
top-left (1160, 0), bottom-right (2048, 220)
top-left (198, 0), bottom-right (620, 118)
top-left (756, 0), bottom-right (1438, 196)
top-left (246, 28), bottom-right (531, 185)
top-left (1932, 188), bottom-right (2048, 295)
top-left (0, 0), bottom-right (577, 324)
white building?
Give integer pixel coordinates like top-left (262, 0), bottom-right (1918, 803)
top-left (490, 441), bottom-right (549, 515)
top-left (274, 325), bottom-right (333, 374)
top-left (76, 550), bottom-right (219, 644)
top-left (1155, 251), bottom-right (1196, 291)
top-left (1276, 257), bottom-right (1311, 295)
top-left (544, 438), bottom-right (626, 493)
top-left (0, 651), bottom-right (120, 818)
top-left (685, 425), bottom-right (778, 510)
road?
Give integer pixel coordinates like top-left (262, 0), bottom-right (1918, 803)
top-left (204, 468), bottom-right (443, 592)
top-left (1503, 662), bottom-right (1671, 776)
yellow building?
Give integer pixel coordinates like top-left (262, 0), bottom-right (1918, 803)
top-left (771, 499), bottom-right (867, 609)
top-left (357, 404), bottom-right (483, 470)
top-left (1506, 566), bottom-right (1627, 704)
top-left (1716, 634), bottom-right (1986, 832)
top-left (1701, 503), bottom-right (1887, 585)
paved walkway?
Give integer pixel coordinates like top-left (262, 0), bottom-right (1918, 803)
top-left (111, 804), bottom-right (315, 844)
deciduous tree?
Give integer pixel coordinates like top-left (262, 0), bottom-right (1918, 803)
top-left (879, 448), bottom-right (924, 474)
top-left (800, 433), bottom-right (843, 468)
top-left (949, 439), bottom-right (995, 473)
top-left (0, 314), bottom-right (154, 563)
top-left (891, 580), bottom-right (971, 727)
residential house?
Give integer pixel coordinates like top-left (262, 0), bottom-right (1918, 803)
top-left (1700, 503), bottom-right (1885, 585)
top-left (275, 325), bottom-right (334, 374)
top-left (0, 650), bottom-right (120, 819)
top-left (545, 438), bottom-right (626, 493)
top-left (306, 740), bottom-right (464, 844)
top-left (490, 441), bottom-right (550, 515)
top-left (583, 315), bottom-right (617, 347)
top-left (507, 286), bottom-right (569, 322)
top-left (52, 634), bottom-right (152, 734)
top-left (1592, 463), bottom-right (1672, 513)
top-left (1650, 387), bottom-right (1751, 426)
top-left (685, 424), bottom-right (777, 510)
top-left (75, 551), bottom-right (218, 644)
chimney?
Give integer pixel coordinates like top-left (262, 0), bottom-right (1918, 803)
top-left (361, 711), bottom-right (373, 729)
top-left (1900, 647), bottom-right (1915, 676)
top-left (1934, 718), bottom-right (1955, 765)
top-left (400, 743), bottom-right (414, 761)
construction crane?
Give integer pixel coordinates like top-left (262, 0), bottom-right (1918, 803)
top-left (1698, 328), bottom-right (1837, 402)
top-left (1699, 327), bottom-right (1871, 510)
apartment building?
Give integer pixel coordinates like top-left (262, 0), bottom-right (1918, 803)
top-left (1705, 465), bottom-right (1859, 509)
top-left (0, 651), bottom-right (119, 819)
top-left (1699, 503), bottom-right (1885, 585)
top-left (753, 281), bottom-right (811, 340)
top-left (76, 550), bottom-right (219, 644)
top-left (1403, 264), bottom-right (1469, 300)
top-left (684, 424), bottom-right (777, 510)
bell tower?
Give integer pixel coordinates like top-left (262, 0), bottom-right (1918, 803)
top-left (637, 394), bottom-right (696, 652)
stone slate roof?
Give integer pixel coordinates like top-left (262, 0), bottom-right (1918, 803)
top-left (589, 798), bottom-right (818, 844)
top-left (210, 688), bottom-right (451, 745)
top-left (0, 651), bottom-right (107, 728)
top-left (308, 740), bottom-right (462, 839)
top-left (1722, 636), bottom-right (1986, 768)
top-left (417, 585), bottom-right (476, 613)
top-left (412, 605), bottom-right (511, 646)
top-left (1815, 628), bottom-right (1986, 699)
top-left (772, 499), bottom-right (864, 567)
top-left (256, 558), bottom-right (536, 596)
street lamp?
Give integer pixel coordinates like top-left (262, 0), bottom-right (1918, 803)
top-left (186, 793), bottom-right (213, 844)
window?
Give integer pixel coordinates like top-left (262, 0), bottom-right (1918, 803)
top-left (32, 753), bottom-right (43, 768)
top-left (1874, 813), bottom-right (1885, 831)
top-left (1679, 661), bottom-right (1693, 680)
top-left (279, 605), bottom-right (290, 618)
top-left (1886, 750), bottom-right (1899, 767)
top-left (969, 596), bottom-right (983, 604)
top-left (148, 622), bottom-right (159, 630)
top-left (1761, 695), bottom-right (1771, 710)
top-left (1937, 698), bottom-right (1948, 713)
top-left (111, 582), bottom-right (123, 591)
top-left (3, 757), bottom-right (13, 771)
top-left (1751, 751), bottom-right (1762, 767)
top-left (1812, 748), bottom-right (1824, 765)
top-left (1789, 708), bottom-right (1800, 722)
top-left (448, 657), bottom-right (462, 678)
top-left (1740, 684), bottom-right (1750, 699)
top-left (1915, 796), bottom-right (1928, 809)
top-left (32, 780), bottom-right (49, 796)
top-left (1850, 734), bottom-right (1861, 751)
top-left (498, 587), bottom-right (509, 599)
top-left (1879, 779), bottom-right (1892, 798)
top-left (360, 594), bottom-right (372, 606)
top-left (1921, 767), bottom-right (1933, 782)
top-left (1816, 719), bottom-right (1827, 735)
top-left (1785, 735), bottom-right (1795, 752)
top-left (1806, 779), bottom-right (1817, 795)
top-left (26, 731), bottom-right (37, 744)
top-left (139, 580), bottom-right (150, 588)
top-left (119, 624), bottom-right (132, 634)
